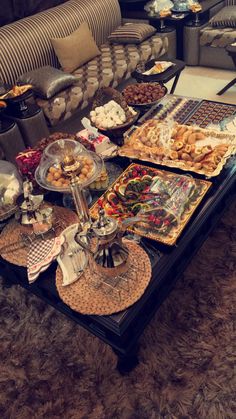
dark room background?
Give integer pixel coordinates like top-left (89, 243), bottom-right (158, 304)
top-left (0, 0), bottom-right (67, 26)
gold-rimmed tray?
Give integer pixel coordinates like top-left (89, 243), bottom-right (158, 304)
top-left (90, 163), bottom-right (211, 246)
top-left (119, 122), bottom-right (236, 178)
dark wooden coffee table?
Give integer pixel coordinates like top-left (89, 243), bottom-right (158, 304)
top-left (132, 58), bottom-right (185, 94)
top-left (217, 45), bottom-right (236, 95)
top-left (1, 96), bottom-right (236, 375)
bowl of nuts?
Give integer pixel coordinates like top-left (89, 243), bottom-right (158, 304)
top-left (122, 82), bottom-right (167, 109)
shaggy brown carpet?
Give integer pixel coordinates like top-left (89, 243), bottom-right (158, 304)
top-left (0, 201), bottom-right (236, 419)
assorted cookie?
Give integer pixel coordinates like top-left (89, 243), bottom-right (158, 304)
top-left (120, 120), bottom-right (235, 176)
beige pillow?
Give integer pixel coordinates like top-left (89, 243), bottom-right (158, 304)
top-left (51, 22), bottom-right (100, 73)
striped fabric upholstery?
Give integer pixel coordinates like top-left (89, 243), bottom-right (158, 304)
top-left (225, 0), bottom-right (236, 5)
top-left (200, 26), bottom-right (236, 47)
top-left (210, 6), bottom-right (236, 28)
top-left (108, 23), bottom-right (156, 44)
top-left (0, 0), bottom-right (121, 85)
top-left (37, 35), bottom-right (168, 126)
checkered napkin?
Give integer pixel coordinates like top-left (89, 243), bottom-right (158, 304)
top-left (27, 235), bottom-right (64, 283)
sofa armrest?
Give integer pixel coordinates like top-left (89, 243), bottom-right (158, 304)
top-left (183, 22), bottom-right (209, 65)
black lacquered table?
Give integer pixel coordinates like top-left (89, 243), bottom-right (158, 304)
top-left (1, 98), bottom-right (236, 374)
top-left (217, 45), bottom-right (236, 96)
top-left (132, 58), bottom-right (185, 94)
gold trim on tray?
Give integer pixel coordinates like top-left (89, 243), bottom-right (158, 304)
top-left (90, 163), bottom-right (212, 246)
top-left (119, 122), bottom-right (236, 178)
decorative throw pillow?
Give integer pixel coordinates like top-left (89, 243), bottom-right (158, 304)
top-left (210, 6), bottom-right (236, 28)
top-left (108, 23), bottom-right (156, 44)
top-left (51, 22), bottom-right (101, 73)
top-left (18, 66), bottom-right (76, 99)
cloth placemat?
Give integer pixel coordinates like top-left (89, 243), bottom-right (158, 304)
top-left (0, 205), bottom-right (78, 267)
top-left (56, 241), bottom-right (152, 315)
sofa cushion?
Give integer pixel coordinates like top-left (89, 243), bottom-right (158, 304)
top-left (200, 26), bottom-right (236, 48)
top-left (108, 23), bottom-right (156, 44)
top-left (51, 22), bottom-right (101, 73)
top-left (210, 6), bottom-right (236, 28)
top-left (0, 0), bottom-right (122, 85)
top-left (36, 34), bottom-right (168, 126)
top-left (18, 66), bottom-right (77, 99)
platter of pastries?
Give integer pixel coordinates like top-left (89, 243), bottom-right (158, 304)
top-left (90, 163), bottom-right (211, 245)
top-left (119, 120), bottom-right (236, 177)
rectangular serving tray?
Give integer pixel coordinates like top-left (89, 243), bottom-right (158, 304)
top-left (90, 163), bottom-right (212, 245)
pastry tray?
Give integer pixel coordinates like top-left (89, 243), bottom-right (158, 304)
top-left (119, 121), bottom-right (236, 178)
top-left (90, 163), bottom-right (211, 245)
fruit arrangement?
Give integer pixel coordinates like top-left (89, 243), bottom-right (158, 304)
top-left (46, 156), bottom-right (94, 189)
top-left (91, 163), bottom-right (211, 244)
top-left (123, 83), bottom-right (166, 105)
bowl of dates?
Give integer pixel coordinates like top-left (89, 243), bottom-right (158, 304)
top-left (122, 82), bottom-right (167, 108)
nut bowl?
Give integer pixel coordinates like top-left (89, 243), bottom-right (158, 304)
top-left (35, 138), bottom-right (103, 192)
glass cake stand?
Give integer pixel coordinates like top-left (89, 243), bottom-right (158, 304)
top-left (35, 139), bottom-right (103, 223)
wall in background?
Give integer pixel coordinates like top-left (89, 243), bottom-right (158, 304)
top-left (0, 0), bottom-right (67, 26)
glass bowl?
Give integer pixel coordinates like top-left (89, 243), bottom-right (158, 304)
top-left (0, 160), bottom-right (22, 221)
top-left (35, 138), bottom-right (103, 192)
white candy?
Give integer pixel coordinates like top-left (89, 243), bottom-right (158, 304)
top-left (91, 100), bottom-right (128, 128)
top-left (106, 120), bottom-right (114, 128)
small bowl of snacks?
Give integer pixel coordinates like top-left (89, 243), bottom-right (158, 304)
top-left (90, 87), bottom-right (139, 140)
top-left (122, 82), bottom-right (167, 110)
top-left (0, 84), bottom-right (33, 103)
top-left (35, 139), bottom-right (103, 192)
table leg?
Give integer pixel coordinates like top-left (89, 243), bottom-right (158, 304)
top-left (113, 344), bottom-right (139, 375)
top-left (217, 78), bottom-right (236, 95)
top-left (170, 72), bottom-right (181, 94)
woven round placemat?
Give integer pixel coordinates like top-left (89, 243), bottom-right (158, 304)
top-left (55, 241), bottom-right (152, 315)
top-left (0, 205), bottom-right (78, 267)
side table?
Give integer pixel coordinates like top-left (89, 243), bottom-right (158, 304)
top-left (132, 58), bottom-right (185, 94)
top-left (0, 119), bottom-right (25, 163)
top-left (217, 45), bottom-right (236, 95)
top-left (5, 104), bottom-right (49, 147)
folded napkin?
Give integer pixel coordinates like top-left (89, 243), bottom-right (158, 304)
top-left (27, 235), bottom-right (64, 283)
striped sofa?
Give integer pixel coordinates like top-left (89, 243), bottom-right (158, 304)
top-left (184, 0), bottom-right (236, 69)
top-left (0, 0), bottom-right (168, 126)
